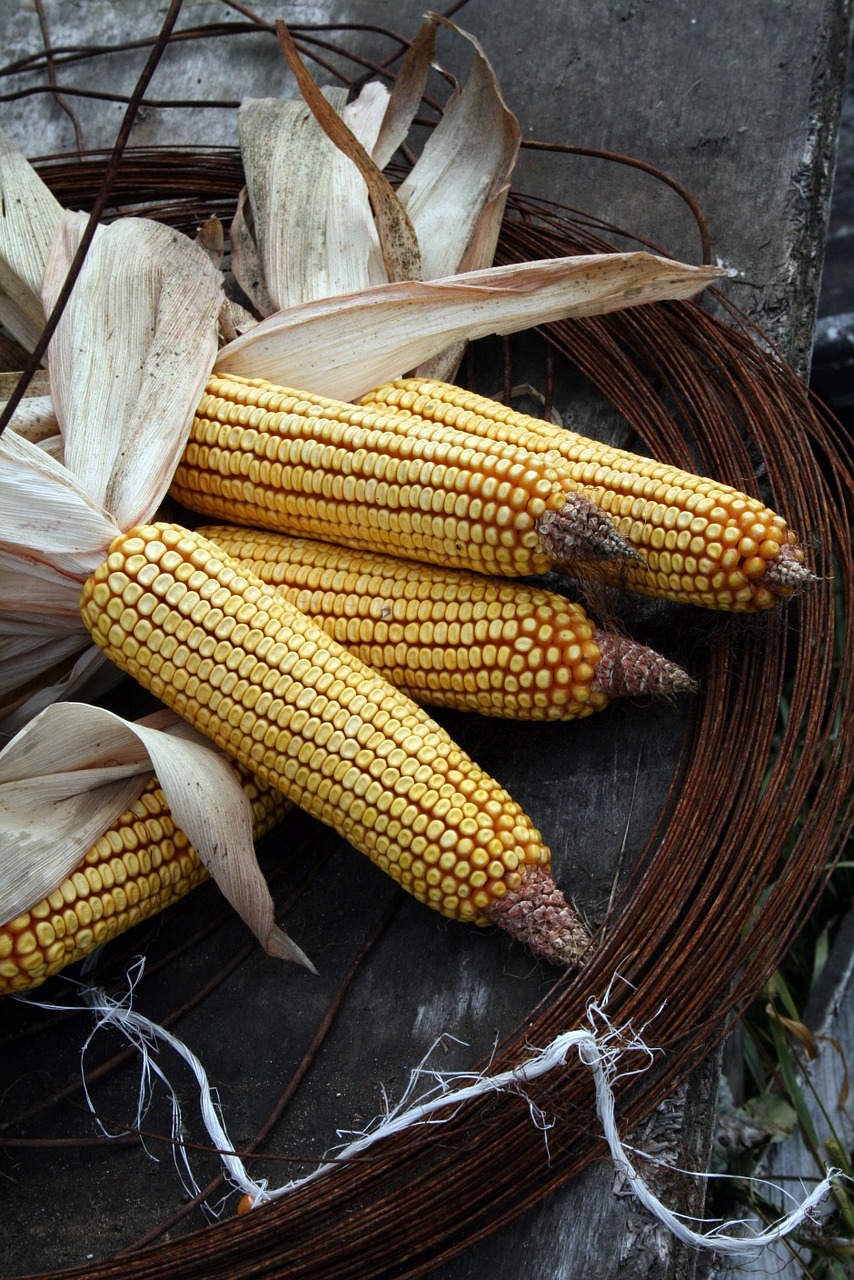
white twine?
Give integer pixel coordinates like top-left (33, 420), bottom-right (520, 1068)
top-left (22, 960), bottom-right (264, 1212)
top-left (19, 966), bottom-right (843, 1252)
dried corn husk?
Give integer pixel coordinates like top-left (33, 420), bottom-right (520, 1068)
top-left (232, 14), bottom-right (520, 319)
top-left (214, 253), bottom-right (722, 402)
top-left (0, 129), bottom-right (63, 352)
top-left (0, 211), bottom-right (223, 730)
top-left (0, 704), bottom-right (312, 968)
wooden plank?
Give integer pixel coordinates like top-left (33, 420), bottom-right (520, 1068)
top-left (0, 2), bottom-right (849, 1276)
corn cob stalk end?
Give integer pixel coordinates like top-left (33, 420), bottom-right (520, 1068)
top-left (759, 541), bottom-right (816, 593)
top-left (362, 378), bottom-right (813, 611)
top-left (592, 630), bottom-right (698, 698)
top-left (483, 865), bottom-right (590, 968)
top-left (538, 495), bottom-right (644, 566)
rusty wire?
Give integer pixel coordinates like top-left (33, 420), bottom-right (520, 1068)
top-left (0, 7), bottom-right (852, 1279)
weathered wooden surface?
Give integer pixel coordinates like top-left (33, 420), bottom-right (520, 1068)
top-left (0, 2), bottom-right (850, 1277)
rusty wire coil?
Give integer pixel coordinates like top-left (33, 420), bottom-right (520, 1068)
top-left (0, 7), bottom-right (852, 1278)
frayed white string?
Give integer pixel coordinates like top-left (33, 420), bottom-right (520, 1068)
top-left (19, 969), bottom-right (844, 1251)
top-left (21, 960), bottom-right (269, 1212)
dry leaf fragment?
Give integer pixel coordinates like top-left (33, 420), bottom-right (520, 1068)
top-left (0, 704), bottom-right (313, 969)
top-left (0, 126), bottom-right (63, 352)
top-left (215, 252), bottom-right (723, 402)
top-left (395, 14), bottom-right (521, 282)
top-left (43, 213), bottom-right (223, 531)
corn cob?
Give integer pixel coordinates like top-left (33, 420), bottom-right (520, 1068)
top-left (199, 524), bottom-right (696, 720)
top-left (170, 373), bottom-right (637, 580)
top-left (360, 378), bottom-right (811, 612)
top-left (0, 767), bottom-right (290, 996)
top-left (79, 522), bottom-right (590, 967)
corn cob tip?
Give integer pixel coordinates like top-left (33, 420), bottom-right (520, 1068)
top-left (537, 495), bottom-right (644, 568)
top-left (760, 542), bottom-right (816, 595)
top-left (483, 865), bottom-right (591, 969)
top-left (591, 629), bottom-right (698, 698)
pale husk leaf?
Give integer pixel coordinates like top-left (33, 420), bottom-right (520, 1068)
top-left (235, 85), bottom-right (391, 314)
top-left (0, 703), bottom-right (312, 969)
top-left (1, 216), bottom-right (222, 737)
top-left (0, 127), bottom-right (63, 352)
top-left (275, 21), bottom-right (421, 287)
top-left (372, 16), bottom-right (438, 169)
top-left (0, 426), bottom-right (119, 560)
top-left (235, 93), bottom-right (347, 313)
top-left (395, 14), bottom-right (520, 282)
top-left (2, 394), bottom-right (58, 444)
top-left (0, 641), bottom-right (120, 741)
top-left (43, 213), bottom-right (223, 531)
top-left (215, 252), bottom-right (723, 401)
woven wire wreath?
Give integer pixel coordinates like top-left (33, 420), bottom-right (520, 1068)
top-left (1, 9), bottom-right (852, 1278)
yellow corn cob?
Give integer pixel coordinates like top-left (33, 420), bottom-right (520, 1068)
top-left (0, 766), bottom-right (290, 996)
top-left (199, 524), bottom-right (696, 720)
top-left (170, 373), bottom-right (636, 580)
top-left (79, 522), bottom-right (590, 967)
top-left (360, 378), bottom-right (812, 612)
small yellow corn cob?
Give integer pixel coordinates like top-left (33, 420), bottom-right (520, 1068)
top-left (0, 767), bottom-right (290, 996)
top-left (360, 378), bottom-right (812, 612)
top-left (199, 524), bottom-right (696, 720)
top-left (170, 373), bottom-right (636, 580)
top-left (79, 523), bottom-right (590, 967)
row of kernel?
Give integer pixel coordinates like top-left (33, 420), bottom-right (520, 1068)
top-left (82, 526), bottom-right (551, 923)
